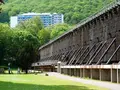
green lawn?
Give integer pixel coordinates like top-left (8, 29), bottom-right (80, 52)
top-left (0, 74), bottom-right (108, 90)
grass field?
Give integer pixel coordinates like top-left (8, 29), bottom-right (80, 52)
top-left (0, 74), bottom-right (108, 90)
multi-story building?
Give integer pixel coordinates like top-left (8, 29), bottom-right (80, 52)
top-left (52, 13), bottom-right (64, 24)
top-left (10, 13), bottom-right (64, 28)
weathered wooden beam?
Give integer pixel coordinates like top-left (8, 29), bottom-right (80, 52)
top-left (106, 45), bottom-right (120, 64)
top-left (68, 49), bottom-right (78, 65)
top-left (79, 46), bottom-right (89, 64)
top-left (82, 44), bottom-right (96, 64)
top-left (66, 50), bottom-right (76, 65)
top-left (89, 41), bottom-right (106, 65)
top-left (69, 47), bottom-right (82, 65)
top-left (62, 50), bottom-right (72, 62)
top-left (96, 38), bottom-right (116, 65)
top-left (71, 48), bottom-right (83, 65)
top-left (62, 51), bottom-right (69, 62)
top-left (75, 46), bottom-right (89, 65)
top-left (86, 42), bottom-right (103, 64)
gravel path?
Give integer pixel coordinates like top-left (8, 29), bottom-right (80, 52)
top-left (47, 72), bottom-right (120, 90)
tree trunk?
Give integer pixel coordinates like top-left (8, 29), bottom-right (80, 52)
top-left (25, 69), bottom-right (28, 74)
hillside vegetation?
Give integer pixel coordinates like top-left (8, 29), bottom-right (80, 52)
top-left (0, 17), bottom-right (71, 69)
top-left (0, 0), bottom-right (115, 73)
top-left (0, 0), bottom-right (113, 24)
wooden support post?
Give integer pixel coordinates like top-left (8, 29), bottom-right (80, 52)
top-left (117, 68), bottom-right (119, 83)
top-left (83, 68), bottom-right (85, 78)
top-left (111, 68), bottom-right (113, 82)
top-left (90, 68), bottom-right (93, 79)
top-left (99, 69), bottom-right (102, 81)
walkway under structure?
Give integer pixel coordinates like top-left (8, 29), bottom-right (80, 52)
top-left (60, 65), bottom-right (120, 83)
top-left (32, 0), bottom-right (120, 83)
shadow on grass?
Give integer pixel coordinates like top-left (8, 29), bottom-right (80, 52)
top-left (0, 81), bottom-right (94, 90)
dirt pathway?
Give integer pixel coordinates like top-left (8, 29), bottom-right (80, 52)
top-left (47, 72), bottom-right (120, 90)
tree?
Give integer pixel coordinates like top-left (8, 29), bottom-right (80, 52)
top-left (37, 29), bottom-right (50, 45)
top-left (0, 0), bottom-right (4, 13)
top-left (0, 23), bottom-right (40, 73)
top-left (0, 0), bottom-right (114, 24)
top-left (13, 30), bottom-right (40, 73)
top-left (17, 16), bottom-right (44, 35)
top-left (49, 23), bottom-right (71, 39)
top-left (0, 23), bottom-right (10, 65)
top-left (17, 43), bottom-right (36, 74)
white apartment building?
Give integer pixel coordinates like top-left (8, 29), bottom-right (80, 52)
top-left (10, 13), bottom-right (64, 28)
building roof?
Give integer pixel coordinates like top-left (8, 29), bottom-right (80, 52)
top-left (19, 13), bottom-right (61, 16)
top-left (21, 13), bottom-right (41, 16)
top-left (39, 1), bottom-right (120, 50)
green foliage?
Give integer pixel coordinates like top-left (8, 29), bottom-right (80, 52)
top-left (17, 16), bottom-right (44, 35)
top-left (0, 0), bottom-right (114, 24)
top-left (16, 17), bottom-right (71, 45)
top-left (37, 29), bottom-right (50, 46)
top-left (0, 21), bottom-right (70, 72)
top-left (48, 23), bottom-right (71, 39)
top-left (0, 23), bottom-right (40, 72)
top-left (17, 43), bottom-right (36, 74)
top-left (0, 66), bottom-right (8, 70)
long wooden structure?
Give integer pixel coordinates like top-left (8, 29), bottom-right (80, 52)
top-left (32, 1), bottom-right (120, 83)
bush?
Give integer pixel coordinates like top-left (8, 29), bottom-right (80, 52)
top-left (0, 68), bottom-right (4, 74)
top-left (0, 66), bottom-right (8, 70)
top-left (45, 73), bottom-right (49, 76)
